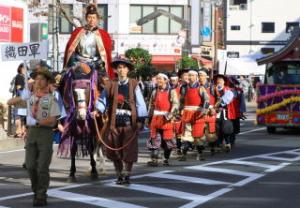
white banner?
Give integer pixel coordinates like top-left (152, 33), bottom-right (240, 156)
top-left (1, 41), bottom-right (48, 61)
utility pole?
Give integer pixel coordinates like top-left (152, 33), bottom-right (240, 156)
top-left (181, 2), bottom-right (191, 69)
top-left (52, 0), bottom-right (58, 71)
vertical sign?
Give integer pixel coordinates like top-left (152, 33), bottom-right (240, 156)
top-left (0, 6), bottom-right (11, 42)
top-left (202, 2), bottom-right (212, 42)
top-left (11, 7), bottom-right (23, 43)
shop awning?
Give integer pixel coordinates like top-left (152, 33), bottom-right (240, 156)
top-left (151, 55), bottom-right (181, 65)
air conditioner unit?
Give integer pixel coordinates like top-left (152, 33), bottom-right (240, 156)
top-left (239, 4), bottom-right (247, 10)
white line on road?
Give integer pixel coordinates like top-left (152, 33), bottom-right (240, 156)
top-left (1, 148), bottom-right (300, 207)
top-left (224, 160), bottom-right (278, 170)
top-left (179, 188), bottom-right (233, 208)
top-left (257, 154), bottom-right (300, 162)
top-left (108, 183), bottom-right (203, 201)
top-left (0, 149), bottom-right (24, 154)
top-left (48, 190), bottom-right (147, 208)
top-left (187, 166), bottom-right (261, 177)
top-left (145, 170), bottom-right (230, 186)
top-left (239, 127), bottom-right (265, 135)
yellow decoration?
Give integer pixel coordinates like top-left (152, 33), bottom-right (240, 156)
top-left (256, 96), bottom-right (300, 115)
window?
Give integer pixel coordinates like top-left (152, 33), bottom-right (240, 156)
top-left (59, 4), bottom-right (73, 34)
top-left (266, 62), bottom-right (300, 84)
top-left (261, 47), bottom-right (274, 54)
top-left (129, 5), bottom-right (183, 34)
top-left (231, 25), bottom-right (240, 30)
top-left (286, 22), bottom-right (299, 33)
top-left (262, 22), bottom-right (275, 33)
top-left (230, 0), bottom-right (247, 5)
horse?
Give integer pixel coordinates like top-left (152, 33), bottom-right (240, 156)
top-left (58, 63), bottom-right (108, 182)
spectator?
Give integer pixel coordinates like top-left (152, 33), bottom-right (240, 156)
top-left (14, 63), bottom-right (27, 138)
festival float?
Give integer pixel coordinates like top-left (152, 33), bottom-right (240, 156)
top-left (256, 27), bottom-right (300, 133)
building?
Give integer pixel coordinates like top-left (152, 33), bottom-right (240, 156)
top-left (32, 0), bottom-right (207, 72)
top-left (224, 0), bottom-right (300, 58)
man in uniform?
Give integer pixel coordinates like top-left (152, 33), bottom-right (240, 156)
top-left (214, 74), bottom-right (234, 152)
top-left (175, 69), bottom-right (189, 155)
top-left (147, 72), bottom-right (179, 166)
top-left (198, 68), bottom-right (217, 156)
top-left (105, 58), bottom-right (148, 185)
top-left (63, 4), bottom-right (113, 78)
top-left (179, 69), bottom-right (210, 161)
top-left (21, 68), bottom-right (60, 206)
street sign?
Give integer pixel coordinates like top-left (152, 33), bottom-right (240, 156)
top-left (1, 41), bottom-right (48, 61)
top-left (201, 26), bottom-right (212, 37)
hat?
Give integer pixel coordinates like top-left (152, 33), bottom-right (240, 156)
top-left (177, 69), bottom-right (189, 77)
top-left (111, 58), bottom-right (134, 70)
top-left (213, 74), bottom-right (229, 85)
top-left (30, 67), bottom-right (54, 82)
top-left (188, 68), bottom-right (199, 75)
top-left (86, 4), bottom-right (100, 18)
top-left (169, 72), bottom-right (178, 79)
top-left (157, 72), bottom-right (169, 80)
top-left (198, 68), bottom-right (209, 77)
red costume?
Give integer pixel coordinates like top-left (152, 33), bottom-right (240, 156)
top-left (63, 27), bottom-right (114, 79)
top-left (181, 85), bottom-right (207, 138)
top-left (150, 90), bottom-right (174, 140)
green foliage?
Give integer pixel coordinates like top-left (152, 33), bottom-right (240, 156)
top-left (125, 48), bottom-right (155, 80)
top-left (125, 48), bottom-right (152, 69)
top-left (177, 55), bottom-right (200, 69)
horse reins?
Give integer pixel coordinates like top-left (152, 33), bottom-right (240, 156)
top-left (93, 114), bottom-right (138, 151)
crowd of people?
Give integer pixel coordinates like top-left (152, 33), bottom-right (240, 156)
top-left (5, 4), bottom-right (247, 207)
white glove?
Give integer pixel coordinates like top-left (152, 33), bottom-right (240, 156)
top-left (26, 116), bottom-right (37, 126)
top-left (21, 89), bottom-right (31, 101)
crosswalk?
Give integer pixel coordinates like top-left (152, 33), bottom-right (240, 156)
top-left (1, 148), bottom-right (300, 208)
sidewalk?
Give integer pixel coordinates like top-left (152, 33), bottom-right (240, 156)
top-left (0, 128), bottom-right (25, 152)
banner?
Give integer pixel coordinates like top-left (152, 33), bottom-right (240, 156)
top-left (1, 41), bottom-right (48, 61)
top-left (0, 5), bottom-right (11, 42)
top-left (0, 5), bottom-right (24, 43)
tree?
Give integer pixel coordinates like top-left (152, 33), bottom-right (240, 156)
top-left (177, 55), bottom-right (200, 69)
top-left (125, 48), bottom-right (155, 80)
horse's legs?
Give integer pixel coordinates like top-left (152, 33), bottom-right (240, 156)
top-left (68, 143), bottom-right (77, 182)
top-left (97, 146), bottom-right (106, 174)
top-left (89, 149), bottom-right (98, 180)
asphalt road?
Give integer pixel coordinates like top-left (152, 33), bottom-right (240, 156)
top-left (0, 107), bottom-right (300, 208)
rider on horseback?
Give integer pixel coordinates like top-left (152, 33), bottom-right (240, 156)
top-left (58, 4), bottom-right (113, 181)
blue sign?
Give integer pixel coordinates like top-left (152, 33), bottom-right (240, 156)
top-left (201, 27), bottom-right (212, 37)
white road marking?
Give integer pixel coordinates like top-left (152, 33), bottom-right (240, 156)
top-left (48, 190), bottom-right (147, 208)
top-left (144, 170), bottom-right (230, 185)
top-left (186, 166), bottom-right (264, 187)
top-left (179, 188), bottom-right (233, 208)
top-left (0, 206), bottom-right (10, 208)
top-left (108, 183), bottom-right (203, 201)
top-left (1, 148), bottom-right (300, 208)
top-left (224, 160), bottom-right (278, 171)
top-left (0, 149), bottom-right (24, 154)
top-left (187, 166), bottom-right (260, 177)
top-left (257, 154), bottom-right (300, 162)
top-left (238, 127), bottom-right (265, 135)
top-left (0, 193), bottom-right (33, 201)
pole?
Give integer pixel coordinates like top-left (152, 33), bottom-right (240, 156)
top-left (52, 0), bottom-right (58, 71)
top-left (23, 61), bottom-right (30, 123)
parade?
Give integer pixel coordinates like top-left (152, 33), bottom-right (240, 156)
top-left (1, 0), bottom-right (300, 208)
